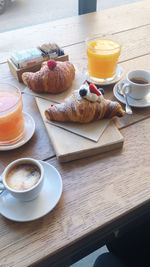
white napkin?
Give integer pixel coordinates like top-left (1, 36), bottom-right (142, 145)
top-left (36, 97), bottom-right (110, 142)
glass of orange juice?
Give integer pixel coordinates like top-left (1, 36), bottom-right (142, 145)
top-left (86, 35), bottom-right (121, 82)
top-left (0, 83), bottom-right (24, 145)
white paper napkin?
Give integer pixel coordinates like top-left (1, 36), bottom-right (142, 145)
top-left (36, 97), bottom-right (110, 142)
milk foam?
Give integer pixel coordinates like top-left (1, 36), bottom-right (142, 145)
top-left (6, 164), bottom-right (40, 191)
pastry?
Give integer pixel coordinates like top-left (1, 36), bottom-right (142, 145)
top-left (45, 83), bottom-right (125, 123)
top-left (22, 60), bottom-right (75, 94)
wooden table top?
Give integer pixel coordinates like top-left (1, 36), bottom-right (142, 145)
top-left (0, 1), bottom-right (150, 266)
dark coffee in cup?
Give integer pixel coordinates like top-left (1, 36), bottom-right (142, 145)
top-left (130, 78), bottom-right (149, 84)
top-left (121, 70), bottom-right (150, 100)
top-left (6, 163), bottom-right (41, 191)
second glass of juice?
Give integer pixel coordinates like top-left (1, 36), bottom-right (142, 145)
top-left (86, 35), bottom-right (121, 82)
top-left (0, 83), bottom-right (24, 145)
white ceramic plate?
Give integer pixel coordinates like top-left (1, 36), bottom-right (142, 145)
top-left (113, 82), bottom-right (150, 108)
top-left (86, 65), bottom-right (123, 86)
top-left (0, 161), bottom-right (63, 222)
top-left (0, 112), bottom-right (35, 151)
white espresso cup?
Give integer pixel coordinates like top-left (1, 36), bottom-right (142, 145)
top-left (122, 70), bottom-right (150, 99)
top-left (0, 158), bottom-right (44, 201)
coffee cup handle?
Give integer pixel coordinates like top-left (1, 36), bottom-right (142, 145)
top-left (122, 82), bottom-right (131, 95)
top-left (0, 175), bottom-right (5, 192)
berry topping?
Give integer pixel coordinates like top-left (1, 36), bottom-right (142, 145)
top-left (51, 48), bottom-right (58, 54)
top-left (79, 88), bottom-right (88, 97)
top-left (89, 83), bottom-right (101, 96)
top-left (59, 49), bottom-right (65, 56)
top-left (99, 88), bottom-right (104, 95)
top-left (50, 104), bottom-right (54, 107)
top-left (47, 60), bottom-right (57, 70)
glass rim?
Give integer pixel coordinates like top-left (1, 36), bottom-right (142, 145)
top-left (86, 34), bottom-right (121, 51)
top-left (0, 83), bottom-right (22, 113)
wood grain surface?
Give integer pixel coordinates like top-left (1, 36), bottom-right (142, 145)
top-left (1, 1), bottom-right (150, 266)
top-left (0, 0), bottom-right (150, 63)
top-left (0, 118), bottom-right (150, 267)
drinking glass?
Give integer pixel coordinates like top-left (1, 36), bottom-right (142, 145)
top-left (0, 83), bottom-right (24, 145)
top-left (86, 35), bottom-right (121, 83)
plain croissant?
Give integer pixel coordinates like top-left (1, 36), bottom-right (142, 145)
top-left (22, 60), bottom-right (75, 94)
top-left (45, 90), bottom-right (125, 123)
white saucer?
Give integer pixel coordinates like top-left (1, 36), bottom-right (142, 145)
top-left (0, 161), bottom-right (63, 222)
top-left (113, 82), bottom-right (150, 108)
top-left (86, 65), bottom-right (123, 86)
top-left (0, 112), bottom-right (35, 151)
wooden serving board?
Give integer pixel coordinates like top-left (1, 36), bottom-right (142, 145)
top-left (35, 97), bottom-right (124, 162)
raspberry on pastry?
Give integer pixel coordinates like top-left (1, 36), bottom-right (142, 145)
top-left (22, 60), bottom-right (75, 94)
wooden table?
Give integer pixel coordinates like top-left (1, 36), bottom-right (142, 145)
top-left (1, 1), bottom-right (150, 266)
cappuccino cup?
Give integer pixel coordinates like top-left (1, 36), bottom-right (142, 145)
top-left (0, 158), bottom-right (44, 201)
top-left (121, 70), bottom-right (150, 99)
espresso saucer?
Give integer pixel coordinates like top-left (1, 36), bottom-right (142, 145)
top-left (113, 82), bottom-right (150, 108)
top-left (86, 65), bottom-right (123, 86)
top-left (0, 161), bottom-right (63, 222)
top-left (0, 112), bottom-right (35, 151)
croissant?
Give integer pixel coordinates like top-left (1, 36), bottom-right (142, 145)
top-left (22, 60), bottom-right (75, 94)
top-left (45, 89), bottom-right (125, 123)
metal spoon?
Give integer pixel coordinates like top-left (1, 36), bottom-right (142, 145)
top-left (117, 84), bottom-right (133, 115)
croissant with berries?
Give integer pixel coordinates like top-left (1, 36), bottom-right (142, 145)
top-left (22, 60), bottom-right (75, 93)
top-left (45, 83), bottom-right (125, 123)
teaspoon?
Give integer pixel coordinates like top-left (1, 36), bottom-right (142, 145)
top-left (117, 85), bottom-right (133, 115)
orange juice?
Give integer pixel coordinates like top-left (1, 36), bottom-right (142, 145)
top-left (0, 85), bottom-right (24, 145)
top-left (87, 38), bottom-right (121, 79)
